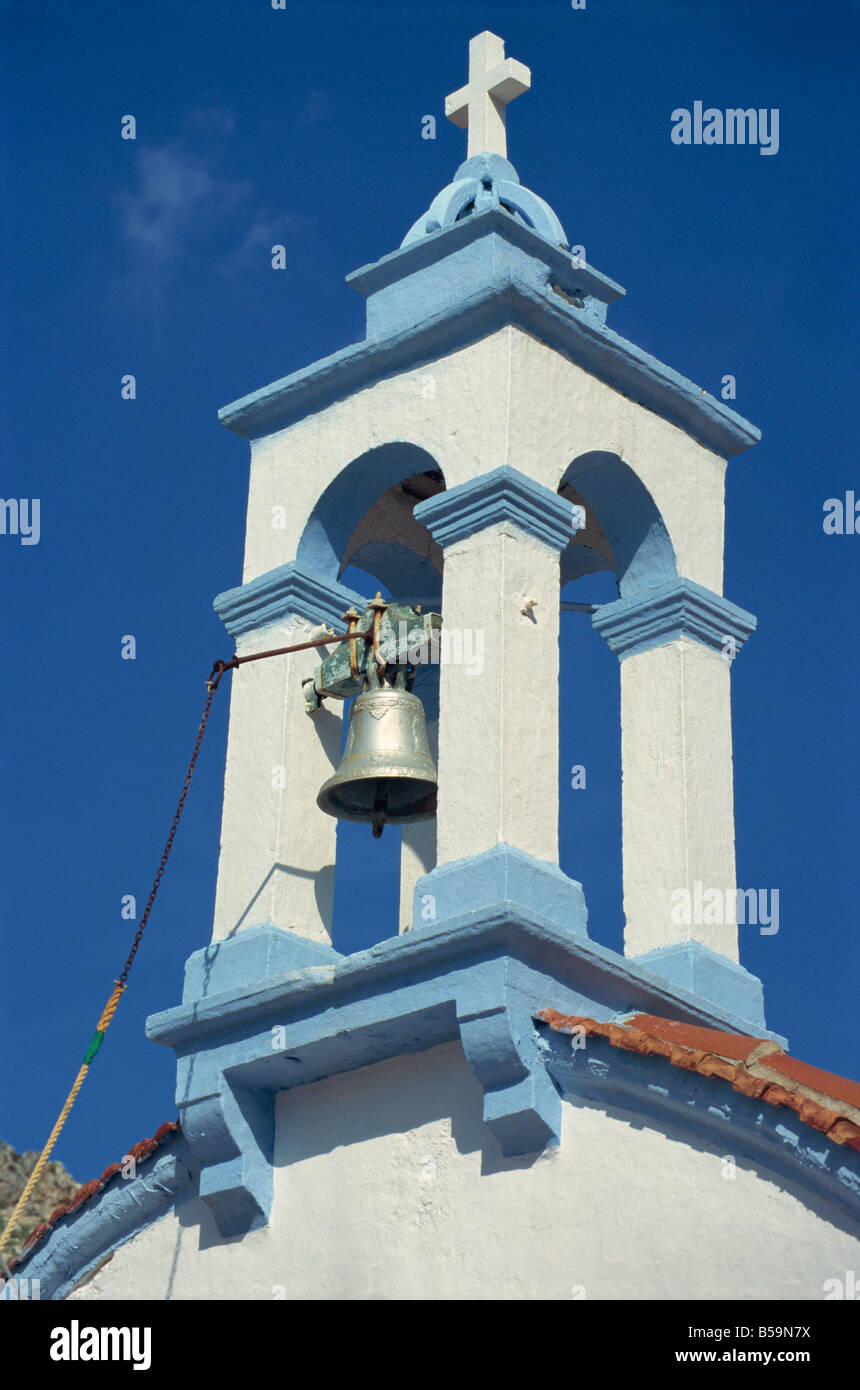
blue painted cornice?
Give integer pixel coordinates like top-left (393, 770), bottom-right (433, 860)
top-left (414, 465), bottom-right (583, 552)
top-left (592, 578), bottom-right (757, 659)
top-left (213, 561), bottom-right (366, 638)
top-left (146, 884), bottom-right (785, 1237)
top-left (351, 198), bottom-right (620, 315)
top-left (218, 211), bottom-right (760, 461)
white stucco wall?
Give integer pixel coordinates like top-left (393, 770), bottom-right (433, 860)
top-left (68, 1042), bottom-right (858, 1301)
top-left (212, 615), bottom-right (345, 942)
top-left (240, 326), bottom-right (727, 595)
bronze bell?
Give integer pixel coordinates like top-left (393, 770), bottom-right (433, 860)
top-left (317, 683), bottom-right (437, 838)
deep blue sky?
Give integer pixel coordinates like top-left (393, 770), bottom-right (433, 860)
top-left (1, 0), bottom-right (857, 1185)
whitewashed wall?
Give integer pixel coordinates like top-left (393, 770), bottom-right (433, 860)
top-left (69, 1041), bottom-right (858, 1301)
top-left (240, 326), bottom-right (726, 594)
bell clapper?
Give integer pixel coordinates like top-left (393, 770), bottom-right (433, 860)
top-left (372, 779), bottom-right (389, 838)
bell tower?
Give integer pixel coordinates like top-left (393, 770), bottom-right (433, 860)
top-left (148, 31), bottom-right (775, 1238)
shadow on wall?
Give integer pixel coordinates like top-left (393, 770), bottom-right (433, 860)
top-left (274, 1039), bottom-right (541, 1180)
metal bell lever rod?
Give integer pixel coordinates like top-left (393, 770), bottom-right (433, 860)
top-left (309, 594), bottom-right (442, 839)
top-left (205, 626), bottom-right (373, 692)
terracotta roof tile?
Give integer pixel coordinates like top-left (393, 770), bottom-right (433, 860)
top-left (127, 1136), bottom-right (158, 1163)
top-left (760, 1081), bottom-right (796, 1111)
top-left (731, 1070), bottom-right (769, 1100)
top-left (753, 1051), bottom-right (860, 1112)
top-left (152, 1121), bottom-right (179, 1144)
top-left (625, 1013), bottom-right (767, 1062)
top-left (66, 1180), bottom-right (101, 1213)
top-left (829, 1119), bottom-right (860, 1150)
top-left (11, 1121), bottom-right (181, 1271)
top-left (535, 1010), bottom-right (860, 1151)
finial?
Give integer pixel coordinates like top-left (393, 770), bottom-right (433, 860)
top-left (445, 31), bottom-right (531, 160)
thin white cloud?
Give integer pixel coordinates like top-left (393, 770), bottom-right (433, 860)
top-left (117, 111), bottom-right (303, 284)
top-left (120, 141), bottom-right (253, 262)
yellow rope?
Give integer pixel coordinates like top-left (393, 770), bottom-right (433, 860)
top-left (96, 982), bottom-right (124, 1032)
top-left (0, 982), bottom-right (124, 1259)
top-left (1, 668), bottom-right (222, 1272)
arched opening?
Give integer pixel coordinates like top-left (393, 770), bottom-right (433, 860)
top-left (297, 442), bottom-right (444, 586)
top-left (560, 452), bottom-right (677, 598)
top-left (557, 455), bottom-right (677, 955)
top-left (297, 446), bottom-right (445, 955)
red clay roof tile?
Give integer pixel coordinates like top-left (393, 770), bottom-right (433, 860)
top-left (535, 1010), bottom-right (860, 1152)
top-left (753, 1051), bottom-right (860, 1111)
top-left (11, 1120), bottom-right (181, 1271)
top-left (66, 1180), bottom-right (101, 1213)
top-left (625, 1014), bottom-right (766, 1062)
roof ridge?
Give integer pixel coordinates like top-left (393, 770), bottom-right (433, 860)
top-left (534, 1010), bottom-right (860, 1153)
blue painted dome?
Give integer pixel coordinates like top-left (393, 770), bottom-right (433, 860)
top-left (401, 153), bottom-right (569, 250)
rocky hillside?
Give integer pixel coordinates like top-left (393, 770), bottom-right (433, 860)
top-left (0, 1140), bottom-right (80, 1260)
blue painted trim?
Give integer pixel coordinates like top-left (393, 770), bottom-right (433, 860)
top-left (399, 151), bottom-right (571, 251)
top-left (538, 1025), bottom-right (860, 1230)
top-left (183, 922), bottom-right (339, 1003)
top-left (592, 578), bottom-right (756, 658)
top-left (145, 900), bottom-right (785, 1235)
top-left (213, 561), bottom-right (366, 638)
top-left (357, 215), bottom-right (620, 339)
top-left (150, 918), bottom-right (784, 1058)
top-left (414, 466), bottom-right (582, 552)
top-left (561, 452), bottom-right (678, 597)
top-left (183, 1071), bottom-right (274, 1238)
top-left (295, 441), bottom-right (444, 584)
top-left (219, 212), bottom-right (760, 461)
top-left (633, 941), bottom-right (765, 1030)
top-left (351, 203), bottom-right (621, 310)
top-left (12, 1138), bottom-right (193, 1300)
top-left (413, 843), bottom-right (588, 937)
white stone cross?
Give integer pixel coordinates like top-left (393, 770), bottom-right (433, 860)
top-left (445, 31), bottom-right (531, 160)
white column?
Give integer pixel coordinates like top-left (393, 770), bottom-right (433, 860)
top-left (593, 580), bottom-right (756, 962)
top-left (399, 703), bottom-right (438, 933)
top-left (416, 468), bottom-right (582, 869)
top-left (399, 820), bottom-right (437, 932)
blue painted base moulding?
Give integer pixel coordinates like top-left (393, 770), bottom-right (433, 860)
top-left (142, 846), bottom-right (781, 1240)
